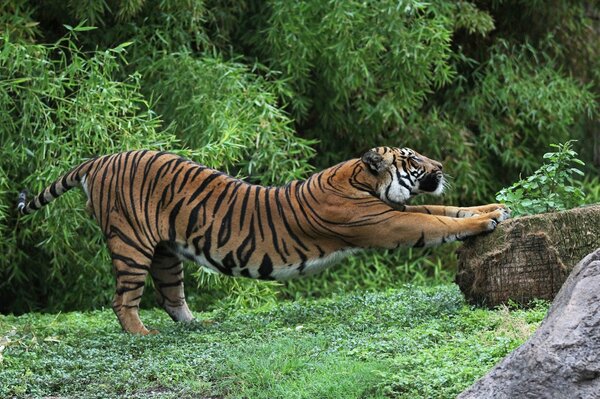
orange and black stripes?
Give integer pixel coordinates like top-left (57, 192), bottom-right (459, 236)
top-left (17, 158), bottom-right (97, 215)
top-left (18, 147), bottom-right (509, 334)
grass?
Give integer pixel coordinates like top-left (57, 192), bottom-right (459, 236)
top-left (0, 284), bottom-right (548, 399)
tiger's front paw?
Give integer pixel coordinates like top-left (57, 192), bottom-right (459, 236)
top-left (492, 206), bottom-right (511, 222)
top-left (482, 208), bottom-right (511, 232)
top-left (477, 203), bottom-right (511, 215)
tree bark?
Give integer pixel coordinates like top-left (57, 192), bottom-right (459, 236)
top-left (456, 205), bottom-right (600, 307)
top-left (458, 248), bottom-right (600, 399)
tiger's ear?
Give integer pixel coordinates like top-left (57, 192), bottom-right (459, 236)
top-left (361, 150), bottom-right (387, 174)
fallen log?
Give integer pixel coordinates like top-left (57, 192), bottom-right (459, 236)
top-left (457, 248), bottom-right (600, 399)
top-left (456, 205), bottom-right (600, 307)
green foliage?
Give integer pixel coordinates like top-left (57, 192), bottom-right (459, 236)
top-left (459, 41), bottom-right (596, 172)
top-left (582, 175), bottom-right (600, 204)
top-left (0, 0), bottom-right (39, 41)
top-left (0, 30), bottom-right (180, 313)
top-left (223, 0), bottom-right (598, 208)
top-left (189, 267), bottom-right (281, 310)
top-left (246, 0), bottom-right (457, 139)
top-left (0, 285), bottom-right (549, 398)
top-left (138, 52), bottom-right (315, 184)
top-left (1, 0), bottom-right (598, 312)
top-left (496, 141), bottom-right (586, 216)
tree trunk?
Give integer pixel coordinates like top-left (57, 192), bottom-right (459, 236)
top-left (456, 205), bottom-right (600, 307)
top-left (458, 248), bottom-right (600, 399)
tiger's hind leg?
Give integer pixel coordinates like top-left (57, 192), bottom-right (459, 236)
top-left (150, 243), bottom-right (194, 323)
top-left (108, 236), bottom-right (155, 335)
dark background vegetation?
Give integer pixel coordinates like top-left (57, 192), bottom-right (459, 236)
top-left (1, 0), bottom-right (598, 314)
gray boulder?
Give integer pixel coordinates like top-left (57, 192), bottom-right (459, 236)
top-left (458, 248), bottom-right (600, 399)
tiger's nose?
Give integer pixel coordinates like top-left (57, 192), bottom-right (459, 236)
top-left (433, 161), bottom-right (443, 171)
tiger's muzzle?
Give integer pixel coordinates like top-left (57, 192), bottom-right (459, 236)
top-left (418, 171), bottom-right (444, 194)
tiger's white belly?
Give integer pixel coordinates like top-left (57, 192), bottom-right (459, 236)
top-left (270, 248), bottom-right (358, 280)
top-left (173, 244), bottom-right (357, 281)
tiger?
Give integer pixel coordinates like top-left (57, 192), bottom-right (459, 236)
top-left (18, 146), bottom-right (510, 334)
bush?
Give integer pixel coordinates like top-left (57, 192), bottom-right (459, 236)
top-left (1, 0), bottom-right (598, 313)
top-left (0, 27), bottom-right (313, 313)
top-left (138, 52), bottom-right (315, 185)
top-left (0, 30), bottom-right (179, 312)
top-left (496, 140), bottom-right (586, 216)
top-left (233, 1), bottom-right (597, 200)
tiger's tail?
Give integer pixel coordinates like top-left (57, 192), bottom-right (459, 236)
top-left (17, 158), bottom-right (96, 215)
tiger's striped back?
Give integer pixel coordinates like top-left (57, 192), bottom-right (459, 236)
top-left (81, 151), bottom-right (356, 280)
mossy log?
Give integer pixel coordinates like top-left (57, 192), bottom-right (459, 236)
top-left (456, 205), bottom-right (600, 307)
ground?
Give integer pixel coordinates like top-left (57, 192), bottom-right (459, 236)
top-left (0, 284), bottom-right (548, 399)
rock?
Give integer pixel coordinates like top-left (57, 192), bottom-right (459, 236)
top-left (456, 205), bottom-right (600, 307)
top-left (458, 248), bottom-right (600, 399)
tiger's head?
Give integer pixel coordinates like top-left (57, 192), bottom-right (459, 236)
top-left (361, 146), bottom-right (445, 206)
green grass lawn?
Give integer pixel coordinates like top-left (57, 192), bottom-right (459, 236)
top-left (0, 284), bottom-right (548, 399)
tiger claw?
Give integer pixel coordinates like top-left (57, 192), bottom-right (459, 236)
top-left (491, 219), bottom-right (498, 228)
top-left (486, 208), bottom-right (510, 232)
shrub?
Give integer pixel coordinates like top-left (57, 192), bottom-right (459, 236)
top-left (0, 30), bottom-right (181, 312)
top-left (137, 52), bottom-right (315, 185)
top-left (1, 0), bottom-right (598, 312)
top-left (234, 1), bottom-right (597, 196)
top-left (0, 27), bottom-right (312, 313)
top-left (496, 140), bottom-right (586, 216)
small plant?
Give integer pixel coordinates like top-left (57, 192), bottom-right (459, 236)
top-left (496, 140), bottom-right (585, 216)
